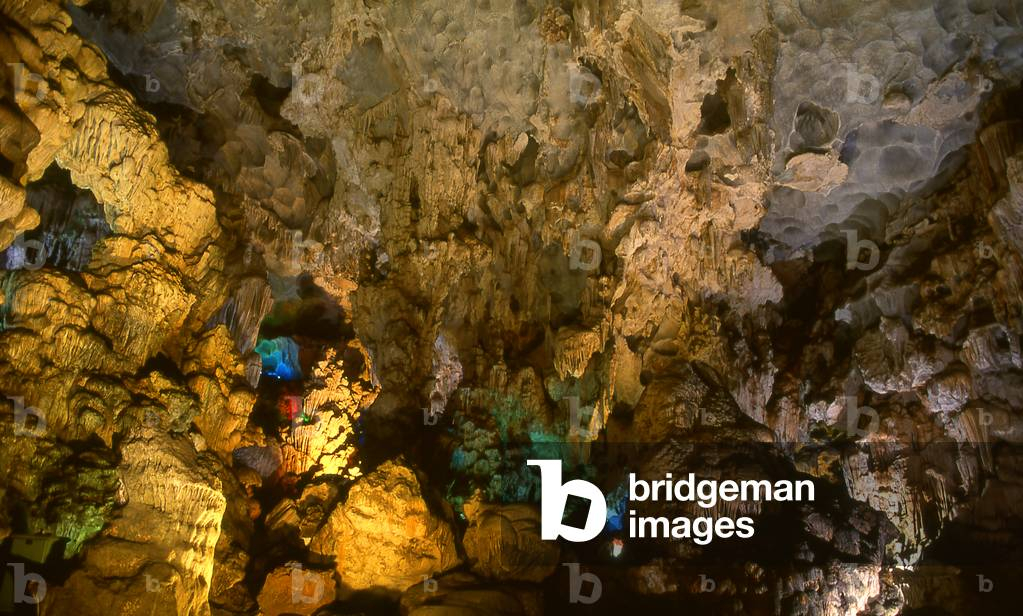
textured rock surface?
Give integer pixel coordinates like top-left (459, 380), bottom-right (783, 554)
top-left (462, 498), bottom-right (559, 583)
top-left (308, 459), bottom-right (459, 593)
top-left (255, 564), bottom-right (336, 616)
top-left (39, 434), bottom-right (228, 616)
top-left (2, 0), bottom-right (1023, 613)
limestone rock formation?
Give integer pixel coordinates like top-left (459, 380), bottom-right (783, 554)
top-left (2, 0), bottom-right (1023, 613)
top-left (308, 459), bottom-right (460, 594)
top-left (39, 434), bottom-right (228, 616)
top-left (256, 564), bottom-right (336, 616)
top-left (462, 497), bottom-right (559, 583)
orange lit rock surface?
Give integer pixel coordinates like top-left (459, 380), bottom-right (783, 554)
top-left (309, 459), bottom-right (459, 593)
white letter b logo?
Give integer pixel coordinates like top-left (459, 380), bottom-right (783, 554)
top-left (528, 459), bottom-right (606, 542)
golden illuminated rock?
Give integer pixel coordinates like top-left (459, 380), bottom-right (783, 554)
top-left (38, 434), bottom-right (227, 616)
top-left (279, 346), bottom-right (376, 480)
top-left (256, 564), bottom-right (336, 616)
top-left (309, 459), bottom-right (459, 593)
top-left (462, 497), bottom-right (559, 583)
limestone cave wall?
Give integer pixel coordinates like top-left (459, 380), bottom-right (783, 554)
top-left (2, 1), bottom-right (1023, 614)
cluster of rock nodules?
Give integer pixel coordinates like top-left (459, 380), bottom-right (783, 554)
top-left (2, 0), bottom-right (1023, 613)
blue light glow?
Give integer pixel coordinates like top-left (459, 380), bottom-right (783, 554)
top-left (254, 337), bottom-right (302, 381)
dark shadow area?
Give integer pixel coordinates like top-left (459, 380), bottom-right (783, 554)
top-left (0, 165), bottom-right (109, 272)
